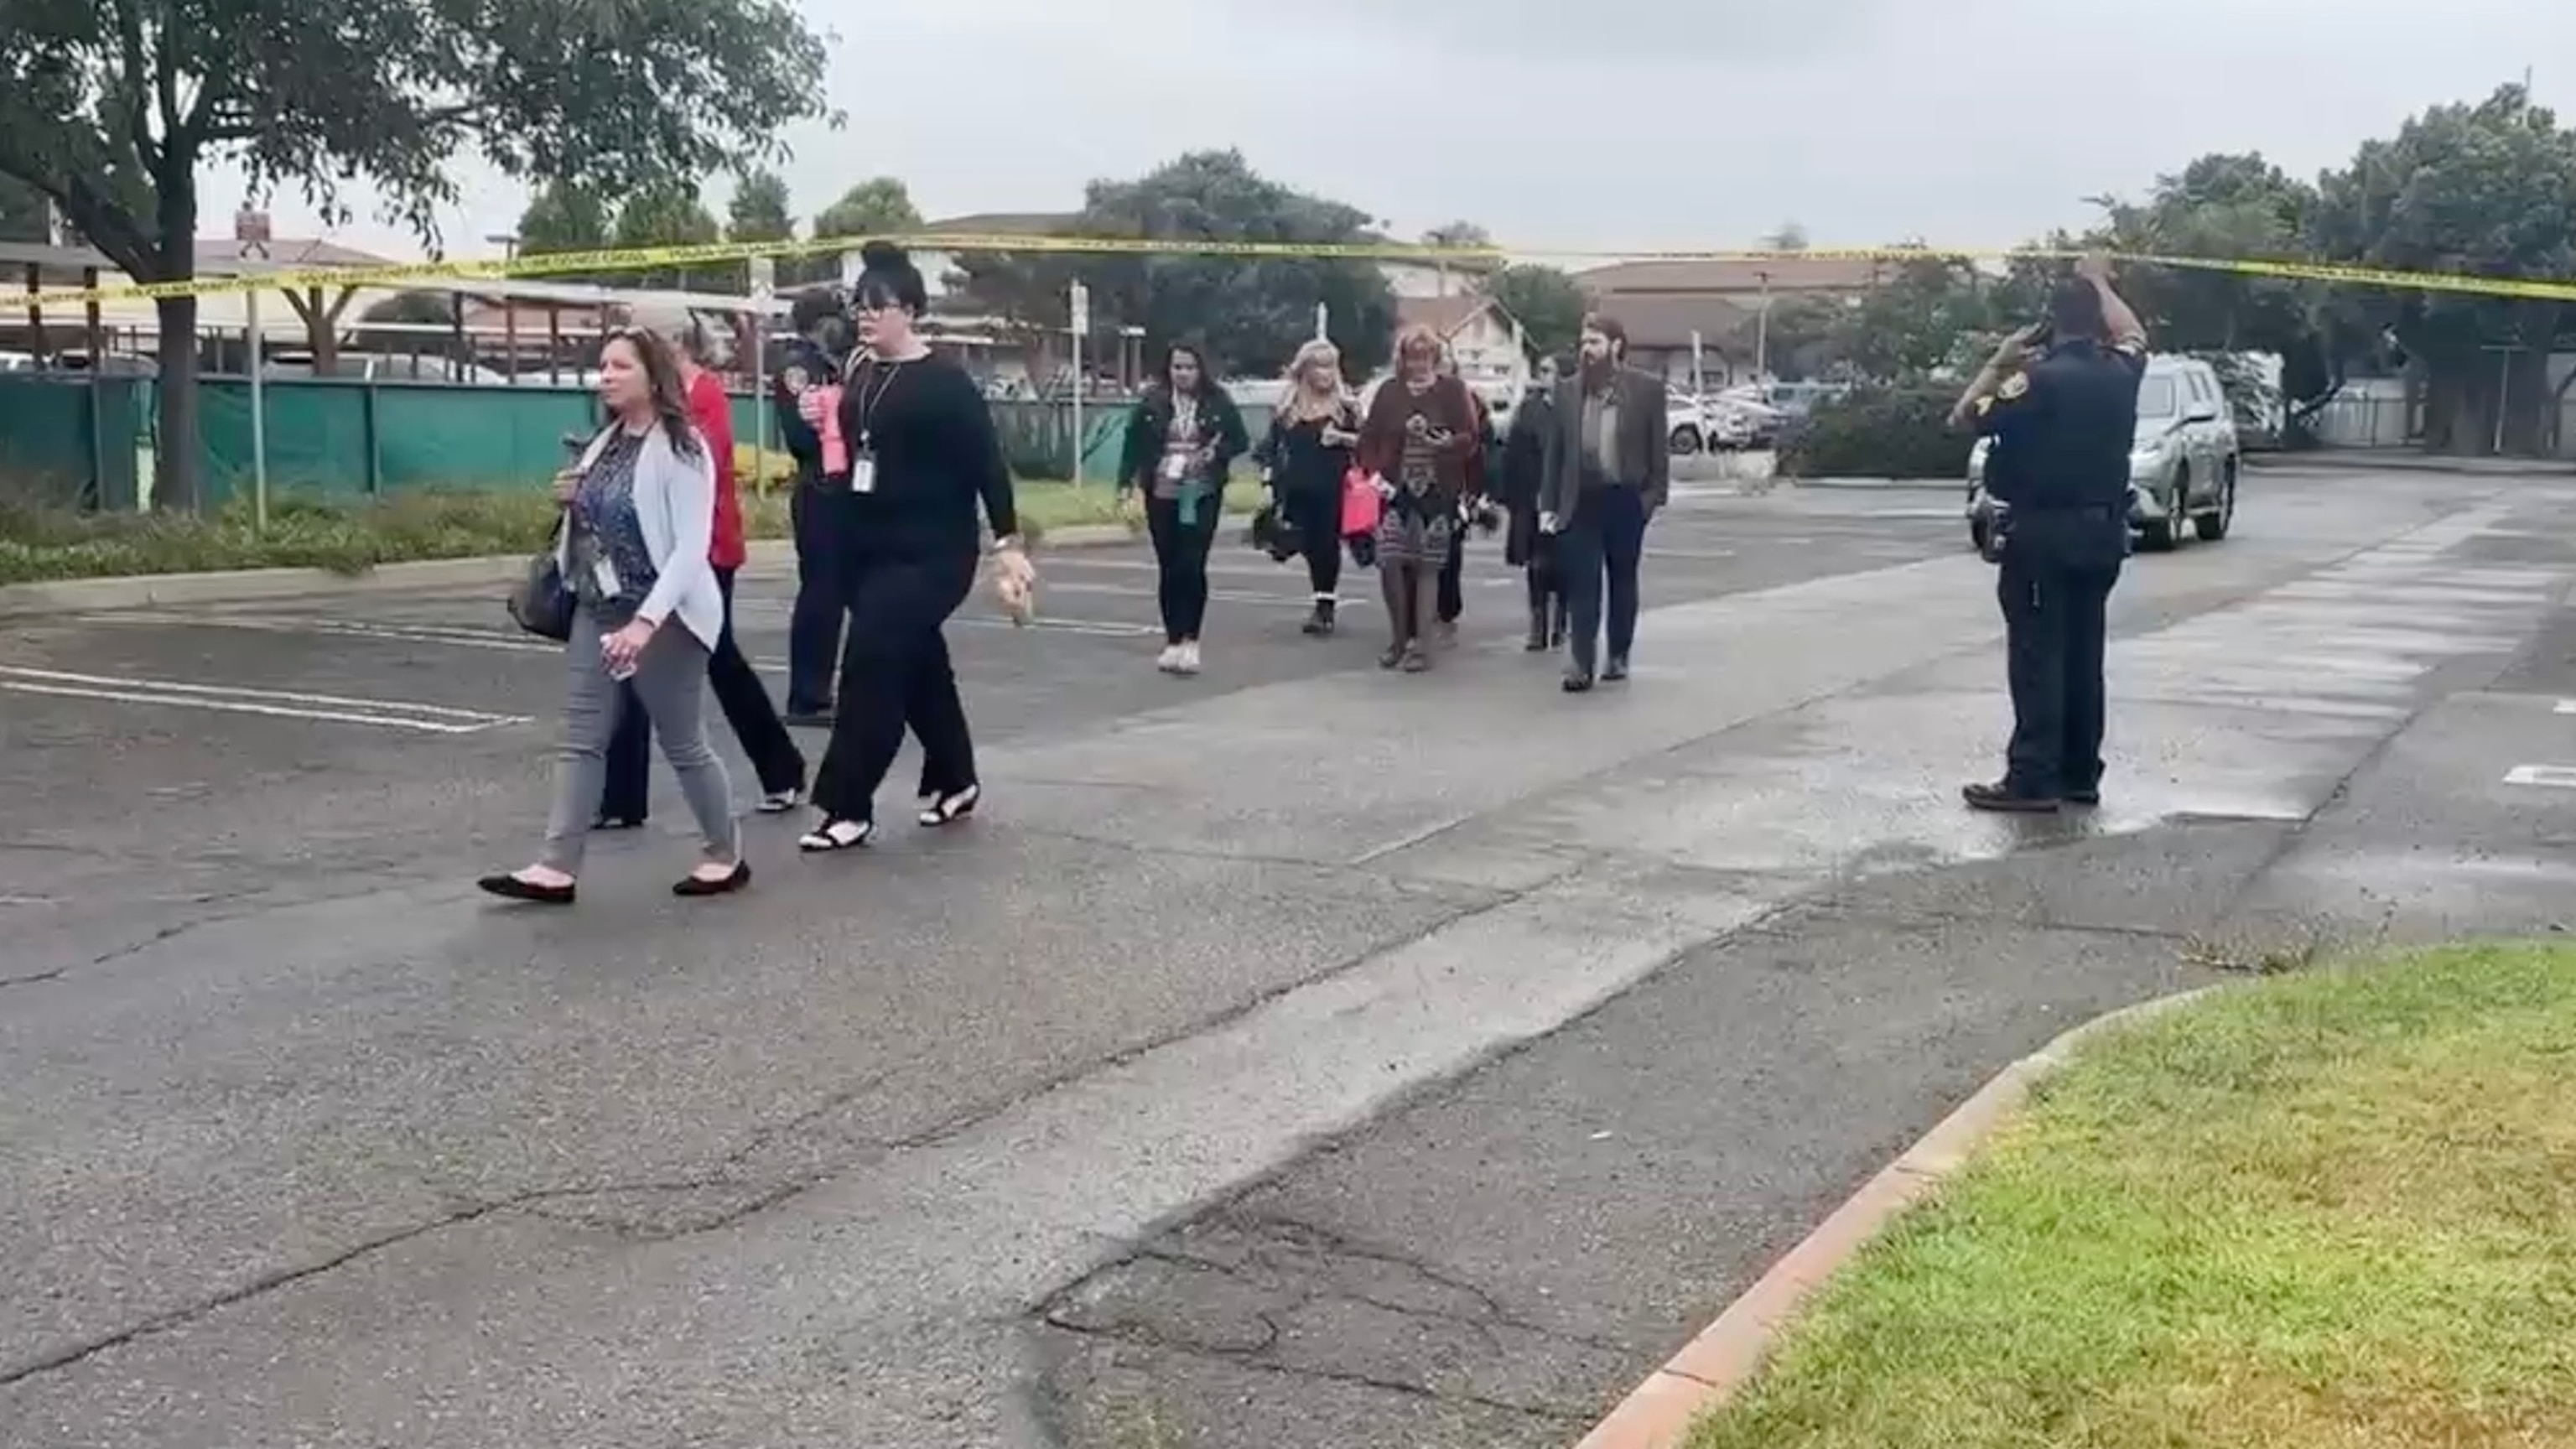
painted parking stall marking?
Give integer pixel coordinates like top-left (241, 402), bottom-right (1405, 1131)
top-left (2504, 765), bottom-right (2576, 789)
top-left (0, 665), bottom-right (530, 735)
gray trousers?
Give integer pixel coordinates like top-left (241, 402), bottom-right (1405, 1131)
top-left (542, 607), bottom-right (739, 873)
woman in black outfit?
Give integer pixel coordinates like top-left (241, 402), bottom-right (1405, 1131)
top-left (1502, 355), bottom-right (1567, 651)
top-left (800, 242), bottom-right (1031, 853)
top-left (1256, 338), bottom-right (1359, 636)
top-left (1117, 342), bottom-right (1249, 676)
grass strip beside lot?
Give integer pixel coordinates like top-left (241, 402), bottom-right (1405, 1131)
top-left (1689, 941), bottom-right (2576, 1449)
top-left (0, 480), bottom-right (1265, 584)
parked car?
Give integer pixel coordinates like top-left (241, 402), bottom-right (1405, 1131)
top-left (1667, 396), bottom-right (1751, 454)
top-left (1964, 353), bottom-right (2240, 553)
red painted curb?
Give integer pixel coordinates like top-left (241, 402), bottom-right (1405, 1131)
top-left (1571, 987), bottom-right (2215, 1449)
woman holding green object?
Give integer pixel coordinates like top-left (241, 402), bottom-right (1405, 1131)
top-left (1117, 341), bottom-right (1249, 677)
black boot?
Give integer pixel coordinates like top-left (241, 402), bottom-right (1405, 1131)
top-left (1524, 605), bottom-right (1550, 652)
top-left (1302, 596), bottom-right (1337, 636)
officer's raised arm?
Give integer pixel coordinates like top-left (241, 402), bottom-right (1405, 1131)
top-left (2076, 252), bottom-right (2148, 361)
top-left (1949, 325), bottom-right (2043, 430)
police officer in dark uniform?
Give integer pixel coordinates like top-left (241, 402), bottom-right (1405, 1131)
top-left (1950, 254), bottom-right (2148, 813)
top-left (774, 291), bottom-right (852, 724)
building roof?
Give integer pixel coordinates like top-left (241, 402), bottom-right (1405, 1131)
top-left (199, 236), bottom-right (398, 272)
top-left (1395, 293), bottom-right (1494, 336)
top-left (1576, 255), bottom-right (1887, 295)
top-left (1587, 293), bottom-right (1760, 352)
top-left (921, 212), bottom-right (1078, 236)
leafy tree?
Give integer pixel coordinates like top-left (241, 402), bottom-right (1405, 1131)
top-left (0, 173), bottom-right (48, 242)
top-left (1486, 262), bottom-right (1587, 361)
top-left (953, 150), bottom-right (1399, 382)
top-left (609, 181), bottom-right (722, 291)
top-left (518, 179), bottom-right (613, 258)
top-left (347, 290), bottom-right (459, 367)
top-left (2308, 85), bottom-right (2576, 454)
top-left (0, 0), bottom-right (831, 508)
top-left (1763, 221), bottom-right (1810, 252)
top-left (727, 169), bottom-right (796, 245)
top-left (1421, 220), bottom-right (1500, 276)
top-left (802, 177), bottom-right (922, 283)
top-left (1831, 252), bottom-right (1999, 382)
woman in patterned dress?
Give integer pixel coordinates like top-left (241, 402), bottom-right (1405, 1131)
top-left (1356, 326), bottom-right (1485, 672)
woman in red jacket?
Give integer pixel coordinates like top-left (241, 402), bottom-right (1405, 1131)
top-left (595, 307), bottom-right (806, 826)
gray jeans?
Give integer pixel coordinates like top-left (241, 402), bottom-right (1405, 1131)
top-left (542, 608), bottom-right (739, 873)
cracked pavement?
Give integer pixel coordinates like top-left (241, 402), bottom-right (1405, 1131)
top-left (8, 466), bottom-right (2576, 1447)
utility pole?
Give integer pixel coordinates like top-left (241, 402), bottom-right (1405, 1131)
top-left (1754, 270), bottom-right (1772, 382)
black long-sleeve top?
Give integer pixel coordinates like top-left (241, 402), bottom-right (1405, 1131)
top-left (834, 351), bottom-right (1018, 560)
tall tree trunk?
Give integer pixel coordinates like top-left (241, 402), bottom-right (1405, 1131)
top-left (150, 160), bottom-right (200, 512)
top-left (152, 293), bottom-right (200, 510)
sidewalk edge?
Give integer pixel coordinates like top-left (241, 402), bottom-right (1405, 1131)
top-left (1571, 984), bottom-right (2219, 1449)
top-left (0, 518), bottom-right (1205, 619)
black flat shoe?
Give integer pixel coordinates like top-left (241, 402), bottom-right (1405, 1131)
top-left (918, 783), bottom-right (981, 828)
top-left (1561, 670), bottom-right (1595, 693)
top-left (477, 872), bottom-right (576, 906)
top-left (593, 813), bottom-right (646, 831)
top-left (797, 818), bottom-right (874, 853)
top-left (673, 861), bottom-right (752, 896)
top-left (1962, 780), bottom-right (2060, 813)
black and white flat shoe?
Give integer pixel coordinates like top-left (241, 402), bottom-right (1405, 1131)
top-left (917, 784), bottom-right (981, 828)
top-left (673, 861), bottom-right (752, 896)
top-left (797, 818), bottom-right (874, 853)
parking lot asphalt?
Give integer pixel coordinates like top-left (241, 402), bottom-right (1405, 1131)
top-left (9, 470), bottom-right (2576, 1448)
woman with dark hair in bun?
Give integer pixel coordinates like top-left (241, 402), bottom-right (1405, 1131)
top-left (799, 242), bottom-right (1035, 853)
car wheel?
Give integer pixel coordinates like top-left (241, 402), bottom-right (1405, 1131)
top-left (1670, 425), bottom-right (1701, 455)
top-left (1969, 517), bottom-right (1991, 554)
top-left (2140, 467), bottom-right (2184, 551)
top-left (2194, 460), bottom-right (2236, 542)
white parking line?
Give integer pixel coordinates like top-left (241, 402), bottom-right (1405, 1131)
top-left (2503, 764), bottom-right (2576, 788)
top-left (0, 666), bottom-right (529, 734)
top-left (2556, 700), bottom-right (2576, 715)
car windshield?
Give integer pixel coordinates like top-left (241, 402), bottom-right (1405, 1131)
top-left (2136, 376), bottom-right (2179, 418)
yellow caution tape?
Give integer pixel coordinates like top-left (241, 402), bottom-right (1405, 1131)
top-left (20, 231), bottom-right (2576, 308)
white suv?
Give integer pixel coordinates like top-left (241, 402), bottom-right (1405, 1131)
top-left (1964, 353), bottom-right (2240, 553)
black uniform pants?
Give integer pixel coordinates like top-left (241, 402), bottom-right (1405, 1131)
top-left (1146, 495), bottom-right (1222, 643)
top-left (598, 568), bottom-right (806, 823)
top-left (1997, 511), bottom-right (2125, 797)
top-left (1558, 485), bottom-right (1649, 675)
top-left (786, 484), bottom-right (851, 716)
top-left (811, 548), bottom-right (979, 825)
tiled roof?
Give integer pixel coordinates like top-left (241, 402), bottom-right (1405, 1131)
top-left (1575, 256), bottom-right (1887, 295)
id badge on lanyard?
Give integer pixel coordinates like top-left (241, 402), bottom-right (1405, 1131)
top-left (851, 437), bottom-right (877, 494)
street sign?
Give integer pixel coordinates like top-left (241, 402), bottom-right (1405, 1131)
top-left (747, 256), bottom-right (776, 301)
top-left (234, 206), bottom-right (272, 260)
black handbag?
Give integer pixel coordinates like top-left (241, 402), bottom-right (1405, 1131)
top-left (506, 521), bottom-right (576, 641)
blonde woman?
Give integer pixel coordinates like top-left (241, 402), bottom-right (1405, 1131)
top-left (1254, 339), bottom-right (1360, 635)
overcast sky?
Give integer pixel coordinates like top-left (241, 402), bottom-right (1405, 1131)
top-left (201, 0), bottom-right (2570, 262)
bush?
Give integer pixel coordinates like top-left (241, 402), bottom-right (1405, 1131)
top-left (1776, 386), bottom-right (1974, 481)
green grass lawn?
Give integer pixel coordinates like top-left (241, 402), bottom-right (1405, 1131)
top-left (1689, 941), bottom-right (2576, 1449)
top-left (0, 479), bottom-right (1265, 585)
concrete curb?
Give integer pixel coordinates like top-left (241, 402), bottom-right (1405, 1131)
top-left (1571, 984), bottom-right (2220, 1449)
top-left (0, 517), bottom-right (1224, 620)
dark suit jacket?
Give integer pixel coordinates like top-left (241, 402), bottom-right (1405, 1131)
top-left (1539, 366), bottom-right (1670, 523)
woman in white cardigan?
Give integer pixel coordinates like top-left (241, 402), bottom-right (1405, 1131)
top-left (479, 327), bottom-right (748, 905)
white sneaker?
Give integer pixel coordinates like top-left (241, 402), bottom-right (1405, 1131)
top-left (1156, 644), bottom-right (1182, 673)
top-left (1175, 641), bottom-right (1202, 676)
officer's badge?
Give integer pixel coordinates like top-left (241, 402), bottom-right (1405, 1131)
top-left (1997, 371), bottom-right (2031, 401)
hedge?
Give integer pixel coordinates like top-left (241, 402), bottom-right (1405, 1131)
top-left (1776, 386), bottom-right (1975, 481)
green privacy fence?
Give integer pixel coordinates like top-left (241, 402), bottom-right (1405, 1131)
top-left (0, 375), bottom-right (1228, 509)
